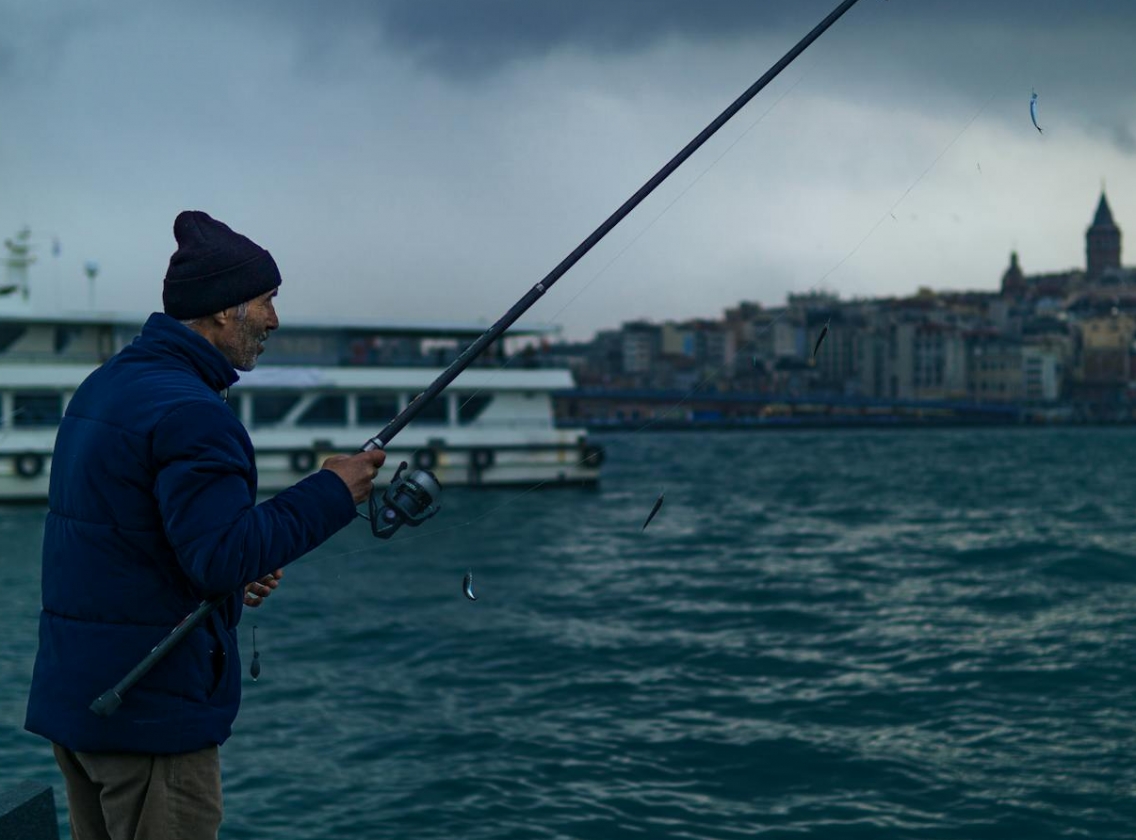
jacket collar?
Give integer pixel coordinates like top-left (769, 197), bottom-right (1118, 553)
top-left (137, 312), bottom-right (240, 392)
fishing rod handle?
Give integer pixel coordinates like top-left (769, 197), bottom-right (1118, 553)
top-left (89, 595), bottom-right (227, 717)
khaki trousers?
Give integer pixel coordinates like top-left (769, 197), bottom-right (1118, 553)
top-left (53, 743), bottom-right (223, 840)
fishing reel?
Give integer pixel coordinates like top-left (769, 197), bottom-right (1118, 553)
top-left (369, 460), bottom-right (442, 539)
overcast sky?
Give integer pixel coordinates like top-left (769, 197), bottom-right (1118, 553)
top-left (2, 1), bottom-right (1136, 340)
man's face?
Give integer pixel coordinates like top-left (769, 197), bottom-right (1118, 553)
top-left (218, 289), bottom-right (279, 371)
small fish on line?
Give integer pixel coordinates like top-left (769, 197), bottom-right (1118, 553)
top-left (1029, 90), bottom-right (1043, 134)
top-left (813, 318), bottom-right (831, 359)
top-left (642, 493), bottom-right (665, 530)
top-left (250, 626), bottom-right (261, 681)
top-left (462, 570), bottom-right (477, 601)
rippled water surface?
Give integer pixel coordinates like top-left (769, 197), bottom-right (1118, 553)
top-left (3, 428), bottom-right (1136, 838)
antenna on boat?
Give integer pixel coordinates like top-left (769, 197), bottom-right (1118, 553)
top-left (89, 0), bottom-right (864, 717)
top-left (84, 261), bottom-right (100, 310)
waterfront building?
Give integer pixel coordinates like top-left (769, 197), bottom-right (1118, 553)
top-left (1074, 311), bottom-right (1135, 392)
top-left (966, 331), bottom-right (1025, 403)
top-left (1021, 344), bottom-right (1063, 402)
top-left (619, 321), bottom-right (661, 376)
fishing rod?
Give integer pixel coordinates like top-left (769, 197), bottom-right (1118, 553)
top-left (361, 0), bottom-right (861, 453)
top-left (89, 0), bottom-right (863, 717)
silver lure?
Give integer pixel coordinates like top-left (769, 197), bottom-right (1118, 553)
top-left (1030, 91), bottom-right (1042, 134)
top-left (462, 571), bottom-right (477, 601)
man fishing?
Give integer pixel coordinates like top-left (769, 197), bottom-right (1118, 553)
top-left (24, 210), bottom-right (386, 839)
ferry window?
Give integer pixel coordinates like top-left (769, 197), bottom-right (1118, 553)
top-left (14, 392), bottom-right (62, 427)
top-left (0, 324), bottom-right (26, 353)
top-left (357, 395), bottom-right (400, 425)
top-left (415, 396), bottom-right (449, 425)
top-left (252, 393), bottom-right (300, 427)
top-left (297, 394), bottom-right (347, 427)
top-left (457, 394), bottom-right (492, 424)
top-left (54, 327), bottom-right (80, 354)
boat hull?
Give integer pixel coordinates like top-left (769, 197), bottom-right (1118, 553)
top-left (0, 434), bottom-right (602, 501)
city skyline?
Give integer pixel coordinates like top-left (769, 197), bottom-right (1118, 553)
top-left (553, 188), bottom-right (1131, 344)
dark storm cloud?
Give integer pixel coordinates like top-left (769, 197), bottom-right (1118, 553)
top-left (245, 0), bottom-right (812, 72)
top-left (10, 2), bottom-right (1136, 108)
top-left (236, 0), bottom-right (1136, 155)
top-left (366, 0), bottom-right (812, 76)
top-left (246, 0), bottom-right (1136, 79)
top-left (8, 1), bottom-right (1136, 83)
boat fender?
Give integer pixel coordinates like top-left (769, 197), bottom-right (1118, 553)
top-left (414, 448), bottom-right (438, 471)
top-left (470, 447), bottom-right (495, 470)
top-left (14, 452), bottom-right (44, 479)
top-left (581, 443), bottom-right (605, 467)
top-left (289, 449), bottom-right (317, 473)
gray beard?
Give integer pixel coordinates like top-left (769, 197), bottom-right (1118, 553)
top-left (231, 322), bottom-right (263, 371)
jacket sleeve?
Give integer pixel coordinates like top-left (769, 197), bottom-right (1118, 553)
top-left (152, 399), bottom-right (358, 597)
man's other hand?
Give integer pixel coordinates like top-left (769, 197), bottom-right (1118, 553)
top-left (244, 569), bottom-right (282, 608)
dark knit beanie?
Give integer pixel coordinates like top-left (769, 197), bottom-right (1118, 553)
top-left (162, 211), bottom-right (282, 320)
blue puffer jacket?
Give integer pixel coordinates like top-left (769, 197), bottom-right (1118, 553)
top-left (25, 313), bottom-right (357, 754)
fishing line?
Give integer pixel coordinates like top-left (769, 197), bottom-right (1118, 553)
top-left (317, 89), bottom-right (1001, 565)
top-left (332, 100), bottom-right (1037, 577)
top-left (306, 91), bottom-right (998, 571)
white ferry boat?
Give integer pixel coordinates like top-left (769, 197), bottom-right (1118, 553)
top-left (0, 231), bottom-right (603, 501)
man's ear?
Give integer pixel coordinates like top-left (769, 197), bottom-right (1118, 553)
top-left (208, 308), bottom-right (233, 327)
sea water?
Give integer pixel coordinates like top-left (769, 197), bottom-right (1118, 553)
top-left (2, 428), bottom-right (1135, 838)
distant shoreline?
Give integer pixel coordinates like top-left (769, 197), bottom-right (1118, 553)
top-left (571, 417), bottom-right (1127, 433)
top-left (553, 390), bottom-right (1136, 431)
top-left (549, 388), bottom-right (1136, 434)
